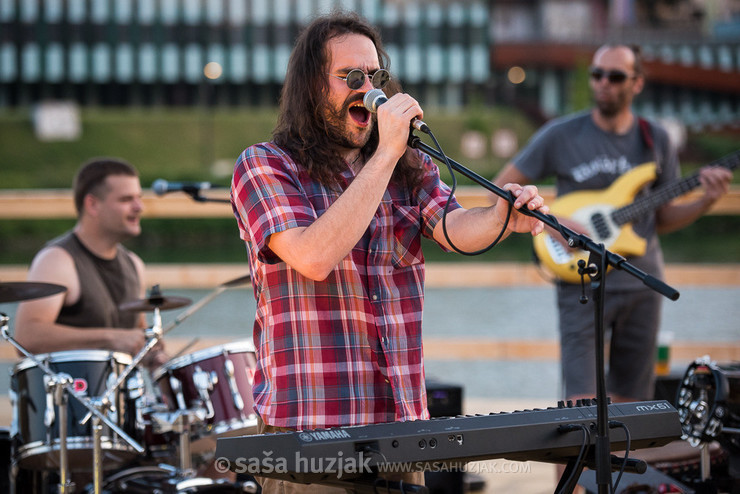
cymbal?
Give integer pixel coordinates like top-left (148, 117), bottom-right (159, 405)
top-left (119, 295), bottom-right (192, 312)
top-left (220, 273), bottom-right (252, 288)
top-left (0, 282), bottom-right (67, 303)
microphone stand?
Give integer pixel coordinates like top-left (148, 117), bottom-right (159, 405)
top-left (408, 132), bottom-right (680, 494)
top-left (183, 188), bottom-right (230, 204)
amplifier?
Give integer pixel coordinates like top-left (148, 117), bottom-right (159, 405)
top-left (425, 380), bottom-right (465, 494)
top-left (426, 379), bottom-right (463, 418)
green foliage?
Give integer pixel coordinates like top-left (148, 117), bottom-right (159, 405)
top-left (0, 107), bottom-right (536, 190)
top-left (1, 216), bottom-right (738, 265)
top-left (0, 108), bottom-right (738, 265)
top-left (566, 55), bottom-right (592, 113)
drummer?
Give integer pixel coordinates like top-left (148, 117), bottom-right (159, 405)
top-left (14, 158), bottom-right (167, 368)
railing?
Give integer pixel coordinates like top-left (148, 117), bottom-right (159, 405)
top-left (1, 186), bottom-right (739, 219)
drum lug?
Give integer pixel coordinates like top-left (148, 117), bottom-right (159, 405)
top-left (169, 375), bottom-right (188, 411)
top-left (105, 372), bottom-right (119, 421)
top-left (126, 370), bottom-right (145, 401)
top-left (192, 366), bottom-right (216, 419)
top-left (42, 375), bottom-right (56, 428)
top-left (223, 358), bottom-right (245, 412)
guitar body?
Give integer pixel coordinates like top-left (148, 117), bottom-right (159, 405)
top-left (533, 162), bottom-right (658, 283)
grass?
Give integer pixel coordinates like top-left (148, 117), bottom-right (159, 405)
top-left (0, 108), bottom-right (738, 265)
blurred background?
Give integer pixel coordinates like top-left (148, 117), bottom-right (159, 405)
top-left (0, 3), bottom-right (738, 491)
top-left (0, 0), bottom-right (738, 266)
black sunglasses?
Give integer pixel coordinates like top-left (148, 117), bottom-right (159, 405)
top-left (328, 68), bottom-right (391, 90)
top-left (589, 67), bottom-right (635, 84)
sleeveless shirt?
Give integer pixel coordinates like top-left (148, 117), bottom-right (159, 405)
top-left (50, 232), bottom-right (140, 329)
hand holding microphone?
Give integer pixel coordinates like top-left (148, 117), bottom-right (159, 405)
top-left (363, 89), bottom-right (430, 134)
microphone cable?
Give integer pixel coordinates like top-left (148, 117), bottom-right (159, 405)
top-left (422, 127), bottom-right (513, 256)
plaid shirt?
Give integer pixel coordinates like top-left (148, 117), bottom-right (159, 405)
top-left (231, 142), bottom-right (460, 429)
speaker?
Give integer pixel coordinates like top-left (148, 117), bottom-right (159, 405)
top-left (653, 372), bottom-right (682, 404)
top-left (425, 380), bottom-right (465, 494)
top-left (426, 380), bottom-right (463, 417)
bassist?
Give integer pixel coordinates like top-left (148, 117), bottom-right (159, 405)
top-left (493, 44), bottom-right (733, 405)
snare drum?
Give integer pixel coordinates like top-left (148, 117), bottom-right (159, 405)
top-left (153, 340), bottom-right (258, 457)
top-left (10, 350), bottom-right (139, 471)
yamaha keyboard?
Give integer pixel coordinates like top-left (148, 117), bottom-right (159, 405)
top-left (215, 400), bottom-right (681, 484)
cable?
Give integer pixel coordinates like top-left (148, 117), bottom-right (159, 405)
top-left (425, 128), bottom-right (513, 256)
top-left (556, 423), bottom-right (592, 494)
top-left (609, 420), bottom-right (632, 494)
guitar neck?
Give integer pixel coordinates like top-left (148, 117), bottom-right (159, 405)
top-left (613, 151), bottom-right (740, 225)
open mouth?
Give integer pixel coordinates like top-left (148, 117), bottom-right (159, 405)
top-left (348, 101), bottom-right (371, 126)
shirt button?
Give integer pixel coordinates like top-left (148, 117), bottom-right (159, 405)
top-left (372, 294), bottom-right (378, 301)
top-left (381, 337), bottom-right (388, 345)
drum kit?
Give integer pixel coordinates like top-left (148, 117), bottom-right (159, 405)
top-left (0, 278), bottom-right (260, 493)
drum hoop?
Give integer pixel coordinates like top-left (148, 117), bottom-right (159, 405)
top-left (14, 436), bottom-right (137, 464)
top-left (210, 417), bottom-right (258, 436)
top-left (13, 349), bottom-right (133, 373)
top-left (152, 339), bottom-right (255, 379)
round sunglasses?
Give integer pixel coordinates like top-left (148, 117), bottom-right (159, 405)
top-left (328, 68), bottom-right (391, 90)
top-left (589, 67), bottom-right (635, 84)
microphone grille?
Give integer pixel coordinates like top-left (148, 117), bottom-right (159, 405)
top-left (363, 89), bottom-right (386, 112)
top-left (152, 179), bottom-right (168, 196)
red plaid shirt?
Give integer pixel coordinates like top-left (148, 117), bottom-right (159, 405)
top-left (231, 142), bottom-right (461, 429)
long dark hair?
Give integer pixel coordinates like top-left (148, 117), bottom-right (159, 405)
top-left (273, 11), bottom-right (424, 190)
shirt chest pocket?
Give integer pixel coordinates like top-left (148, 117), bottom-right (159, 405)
top-left (391, 204), bottom-right (424, 268)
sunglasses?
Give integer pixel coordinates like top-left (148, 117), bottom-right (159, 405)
top-left (328, 68), bottom-right (391, 90)
top-left (589, 67), bottom-right (635, 84)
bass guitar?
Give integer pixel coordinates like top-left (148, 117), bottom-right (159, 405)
top-left (533, 151), bottom-right (739, 283)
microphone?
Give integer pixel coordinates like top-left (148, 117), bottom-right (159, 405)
top-left (363, 89), bottom-right (430, 133)
top-left (152, 179), bottom-right (214, 196)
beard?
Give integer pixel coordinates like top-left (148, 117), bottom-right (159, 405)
top-left (594, 89), bottom-right (631, 118)
top-left (322, 96), bottom-right (373, 150)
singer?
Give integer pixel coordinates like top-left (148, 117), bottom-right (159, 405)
top-left (230, 12), bottom-right (548, 493)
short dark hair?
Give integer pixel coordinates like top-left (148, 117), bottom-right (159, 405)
top-left (73, 158), bottom-right (138, 216)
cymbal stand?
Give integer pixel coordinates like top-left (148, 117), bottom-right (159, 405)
top-left (1, 320), bottom-right (145, 494)
top-left (77, 307), bottom-right (168, 492)
top-left (46, 366), bottom-right (74, 493)
top-left (80, 306), bottom-right (165, 426)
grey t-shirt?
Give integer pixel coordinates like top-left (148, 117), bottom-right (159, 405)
top-left (512, 111), bottom-right (680, 290)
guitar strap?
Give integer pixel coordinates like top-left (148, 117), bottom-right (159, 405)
top-left (638, 116), bottom-right (662, 174)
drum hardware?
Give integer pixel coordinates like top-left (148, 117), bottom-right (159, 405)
top-left (97, 463), bottom-right (259, 493)
top-left (223, 358), bottom-right (245, 412)
top-left (191, 366), bottom-right (217, 419)
top-left (118, 284), bottom-right (192, 313)
top-left (1, 322), bottom-right (145, 494)
top-left (169, 374), bottom-right (188, 411)
top-left (46, 372), bottom-right (75, 493)
top-left (78, 304), bottom-right (165, 428)
top-left (3, 278), bottom-right (255, 492)
top-left (674, 356), bottom-right (740, 489)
